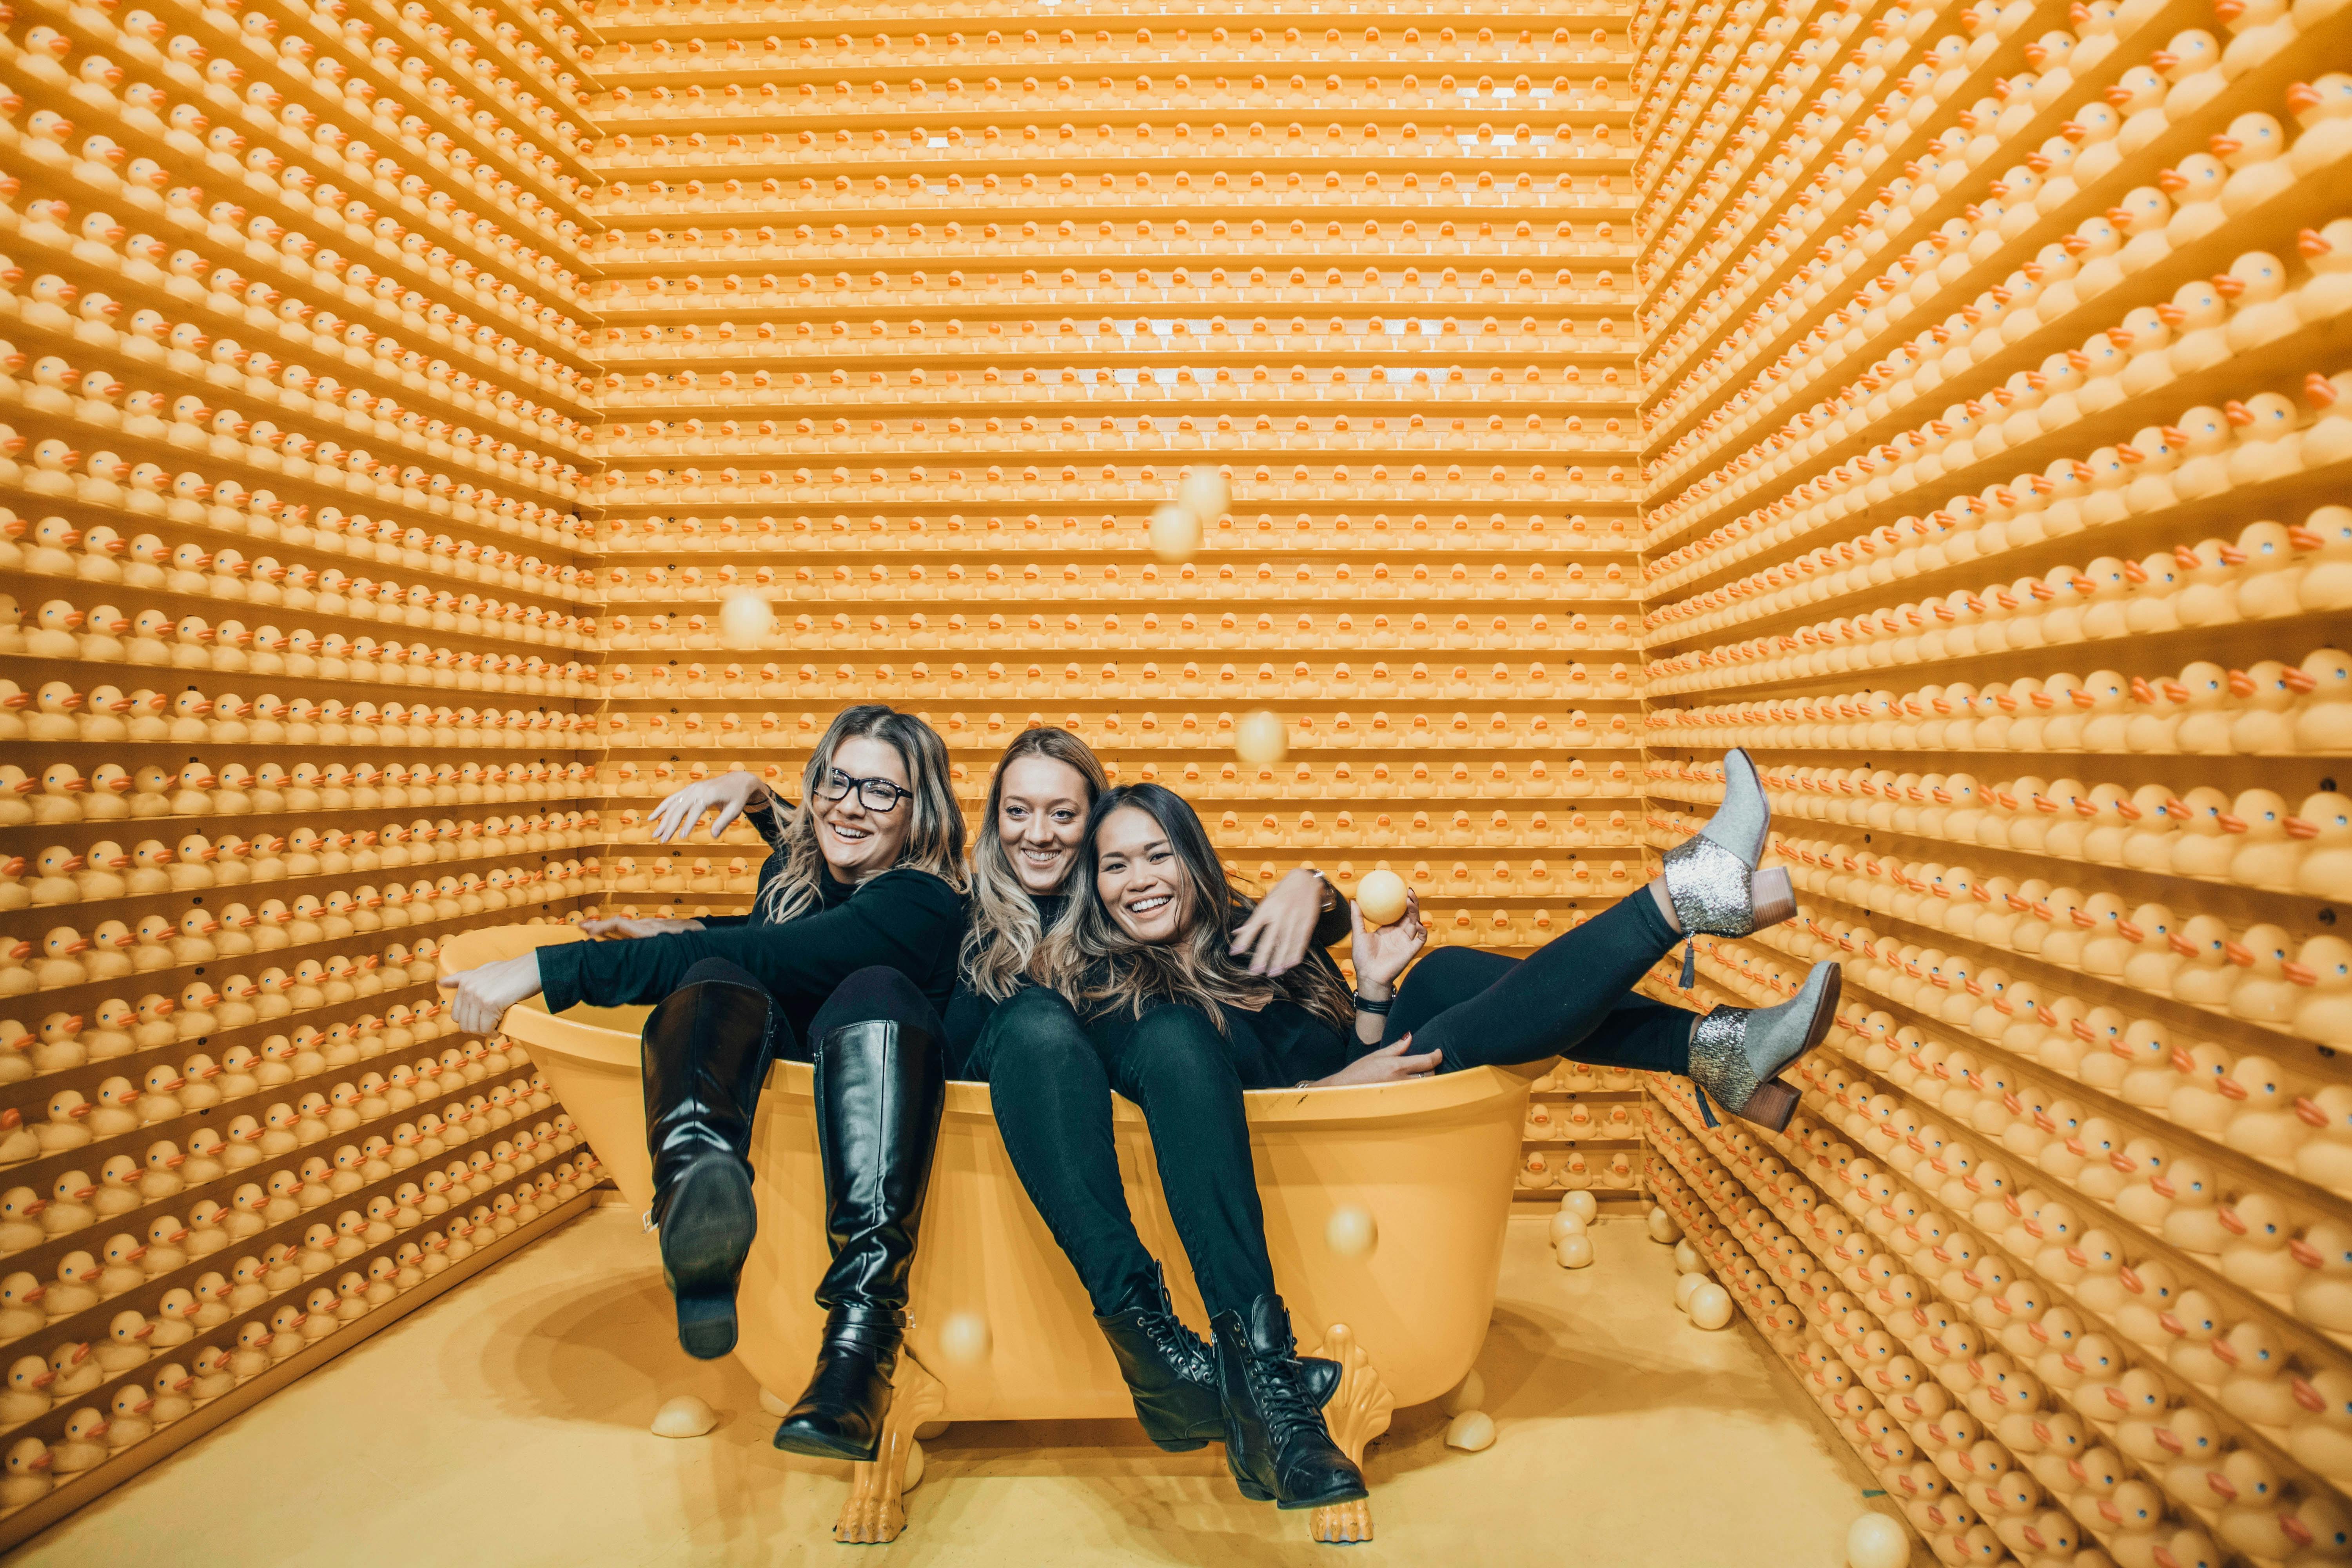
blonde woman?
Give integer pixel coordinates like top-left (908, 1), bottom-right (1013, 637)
top-left (441, 703), bottom-right (967, 1465)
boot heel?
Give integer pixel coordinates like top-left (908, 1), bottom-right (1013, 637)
top-left (661, 1156), bottom-right (757, 1360)
top-left (1738, 1077), bottom-right (1801, 1132)
top-left (1749, 867), bottom-right (1795, 927)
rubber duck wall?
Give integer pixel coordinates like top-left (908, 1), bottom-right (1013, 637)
top-left (0, 0), bottom-right (612, 1539)
top-left (4, 0), bottom-right (2351, 1559)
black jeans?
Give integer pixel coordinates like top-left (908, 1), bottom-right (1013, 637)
top-left (1384, 890), bottom-right (1696, 1077)
top-left (674, 958), bottom-right (945, 1068)
top-left (972, 890), bottom-right (1698, 1324)
top-left (966, 988), bottom-right (1274, 1319)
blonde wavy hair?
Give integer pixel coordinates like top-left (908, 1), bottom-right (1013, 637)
top-left (757, 703), bottom-right (966, 922)
top-left (1044, 783), bottom-right (1354, 1034)
top-left (960, 729), bottom-right (1110, 1002)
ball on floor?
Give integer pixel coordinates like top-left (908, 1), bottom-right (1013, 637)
top-left (1686, 1282), bottom-right (1733, 1330)
top-left (1548, 1209), bottom-right (1587, 1245)
top-left (1673, 1239), bottom-right (1705, 1275)
top-left (1445, 1410), bottom-right (1496, 1452)
top-left (1674, 1272), bottom-right (1708, 1313)
top-left (1555, 1232), bottom-right (1594, 1269)
top-left (1845, 1512), bottom-right (1909, 1568)
top-left (1557, 1190), bottom-right (1598, 1224)
top-left (1645, 1205), bottom-right (1682, 1244)
top-left (650, 1394), bottom-right (718, 1438)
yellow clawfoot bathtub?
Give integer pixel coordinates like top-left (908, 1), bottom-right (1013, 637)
top-left (446, 925), bottom-right (1528, 1544)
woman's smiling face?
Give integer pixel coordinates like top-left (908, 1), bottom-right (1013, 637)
top-left (996, 754), bottom-right (1091, 895)
top-left (1093, 805), bottom-right (1188, 943)
top-left (813, 734), bottom-right (912, 882)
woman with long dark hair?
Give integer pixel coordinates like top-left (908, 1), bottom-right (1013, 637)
top-left (439, 703), bottom-right (967, 1465)
top-left (1027, 751), bottom-right (1839, 1509)
top-left (943, 731), bottom-right (1355, 1485)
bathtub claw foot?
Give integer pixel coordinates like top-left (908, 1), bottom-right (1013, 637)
top-left (1301, 1323), bottom-right (1394, 1546)
top-left (833, 1353), bottom-right (947, 1546)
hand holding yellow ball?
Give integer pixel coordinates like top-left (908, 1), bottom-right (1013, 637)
top-left (1354, 869), bottom-right (1409, 927)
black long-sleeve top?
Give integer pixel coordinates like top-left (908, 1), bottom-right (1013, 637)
top-left (944, 879), bottom-right (1353, 1080)
top-left (1079, 944), bottom-right (1360, 1090)
top-left (539, 795), bottom-right (965, 1049)
top-left (941, 893), bottom-right (1069, 1070)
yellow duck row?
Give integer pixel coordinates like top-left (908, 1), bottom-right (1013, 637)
top-left (1647, 757), bottom-right (2350, 898)
top-left (1649, 641), bottom-right (2352, 756)
top-left (1653, 926), bottom-right (2352, 1555)
top-left (587, 514), bottom-right (1640, 552)
top-left (1644, 1091), bottom-right (2352, 1568)
top-left (1636, 0), bottom-right (2332, 495)
top-left (0, 1143), bottom-right (604, 1516)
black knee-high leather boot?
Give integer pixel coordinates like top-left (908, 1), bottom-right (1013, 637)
top-left (641, 976), bottom-right (774, 1361)
top-left (1212, 1294), bottom-right (1367, 1510)
top-left (772, 1016), bottom-right (945, 1462)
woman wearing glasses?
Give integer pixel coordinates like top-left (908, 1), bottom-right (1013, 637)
top-left (440, 703), bottom-right (967, 1465)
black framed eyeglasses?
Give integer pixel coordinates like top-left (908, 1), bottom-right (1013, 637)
top-left (815, 768), bottom-right (912, 813)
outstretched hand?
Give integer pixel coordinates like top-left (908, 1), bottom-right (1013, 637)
top-left (437, 954), bottom-right (544, 1035)
top-left (1314, 1036), bottom-right (1443, 1087)
top-left (1228, 868), bottom-right (1331, 977)
top-left (579, 915), bottom-right (705, 938)
top-left (646, 772), bottom-right (771, 845)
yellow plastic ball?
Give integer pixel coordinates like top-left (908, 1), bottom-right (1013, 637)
top-left (1325, 1204), bottom-right (1378, 1258)
top-left (1687, 1282), bottom-right (1733, 1330)
top-left (719, 591), bottom-right (774, 646)
top-left (1147, 502), bottom-right (1201, 563)
top-left (1845, 1513), bottom-right (1911, 1568)
top-left (1178, 465), bottom-right (1231, 523)
top-left (1355, 869), bottom-right (1408, 926)
top-left (937, 1311), bottom-right (992, 1365)
top-left (1235, 709), bottom-right (1287, 765)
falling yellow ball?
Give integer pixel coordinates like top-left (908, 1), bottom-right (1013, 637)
top-left (1178, 465), bottom-right (1231, 523)
top-left (937, 1311), bottom-right (992, 1365)
top-left (1355, 869), bottom-right (1408, 927)
top-left (1148, 501), bottom-right (1201, 563)
top-left (719, 590), bottom-right (775, 646)
top-left (1325, 1204), bottom-right (1378, 1258)
top-left (1235, 709), bottom-right (1287, 765)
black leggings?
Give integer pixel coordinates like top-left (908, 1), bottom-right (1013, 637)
top-left (1387, 890), bottom-right (1696, 1078)
top-left (973, 888), bottom-right (1700, 1323)
top-left (967, 988), bottom-right (1272, 1320)
top-left (675, 958), bottom-right (945, 1068)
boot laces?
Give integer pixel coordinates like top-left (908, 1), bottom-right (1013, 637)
top-left (1136, 1310), bottom-right (1213, 1384)
top-left (1242, 1350), bottom-right (1326, 1447)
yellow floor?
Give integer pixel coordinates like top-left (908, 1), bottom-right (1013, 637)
top-left (15, 1204), bottom-right (1903, 1567)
